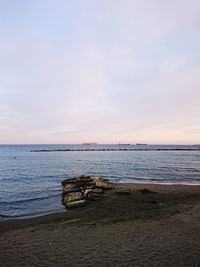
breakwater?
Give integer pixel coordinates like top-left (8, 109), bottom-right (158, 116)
top-left (31, 148), bottom-right (200, 152)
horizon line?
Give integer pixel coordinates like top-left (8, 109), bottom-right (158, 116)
top-left (0, 143), bottom-right (199, 146)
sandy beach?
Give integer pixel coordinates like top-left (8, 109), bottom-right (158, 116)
top-left (1, 183), bottom-right (200, 266)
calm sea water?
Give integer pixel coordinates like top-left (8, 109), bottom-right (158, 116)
top-left (0, 144), bottom-right (200, 220)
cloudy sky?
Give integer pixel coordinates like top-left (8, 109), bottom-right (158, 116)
top-left (0, 0), bottom-right (200, 144)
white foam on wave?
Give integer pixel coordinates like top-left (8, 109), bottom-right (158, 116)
top-left (116, 179), bottom-right (200, 185)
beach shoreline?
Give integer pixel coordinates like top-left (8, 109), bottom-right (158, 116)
top-left (1, 182), bottom-right (200, 230)
top-left (1, 182), bottom-right (200, 266)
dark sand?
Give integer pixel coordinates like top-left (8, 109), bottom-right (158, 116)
top-left (1, 183), bottom-right (200, 266)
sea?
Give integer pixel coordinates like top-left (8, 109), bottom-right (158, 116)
top-left (0, 144), bottom-right (200, 221)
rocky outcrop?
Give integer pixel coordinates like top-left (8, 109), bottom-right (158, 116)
top-left (61, 175), bottom-right (114, 209)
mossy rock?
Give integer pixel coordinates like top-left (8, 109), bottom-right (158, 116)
top-left (63, 192), bottom-right (83, 205)
top-left (65, 199), bottom-right (86, 209)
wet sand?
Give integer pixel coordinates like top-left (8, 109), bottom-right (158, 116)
top-left (1, 183), bottom-right (200, 266)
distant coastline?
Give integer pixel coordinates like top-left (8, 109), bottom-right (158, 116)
top-left (82, 142), bottom-right (98, 145)
top-left (136, 143), bottom-right (147, 145)
top-left (118, 143), bottom-right (130, 145)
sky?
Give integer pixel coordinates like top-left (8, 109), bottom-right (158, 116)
top-left (0, 0), bottom-right (200, 144)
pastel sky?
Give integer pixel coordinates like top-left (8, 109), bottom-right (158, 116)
top-left (0, 0), bottom-right (200, 144)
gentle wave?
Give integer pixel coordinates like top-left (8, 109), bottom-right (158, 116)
top-left (0, 192), bottom-right (61, 205)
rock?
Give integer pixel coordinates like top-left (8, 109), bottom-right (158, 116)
top-left (90, 176), bottom-right (114, 190)
top-left (61, 175), bottom-right (92, 186)
top-left (61, 175), bottom-right (114, 209)
top-left (63, 183), bottom-right (80, 193)
top-left (84, 188), bottom-right (104, 200)
top-left (84, 188), bottom-right (104, 197)
top-left (92, 188), bottom-right (104, 194)
top-left (86, 191), bottom-right (104, 200)
top-left (65, 200), bottom-right (86, 209)
top-left (63, 192), bottom-right (84, 205)
top-left (83, 188), bottom-right (93, 197)
top-left (63, 181), bottom-right (95, 194)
